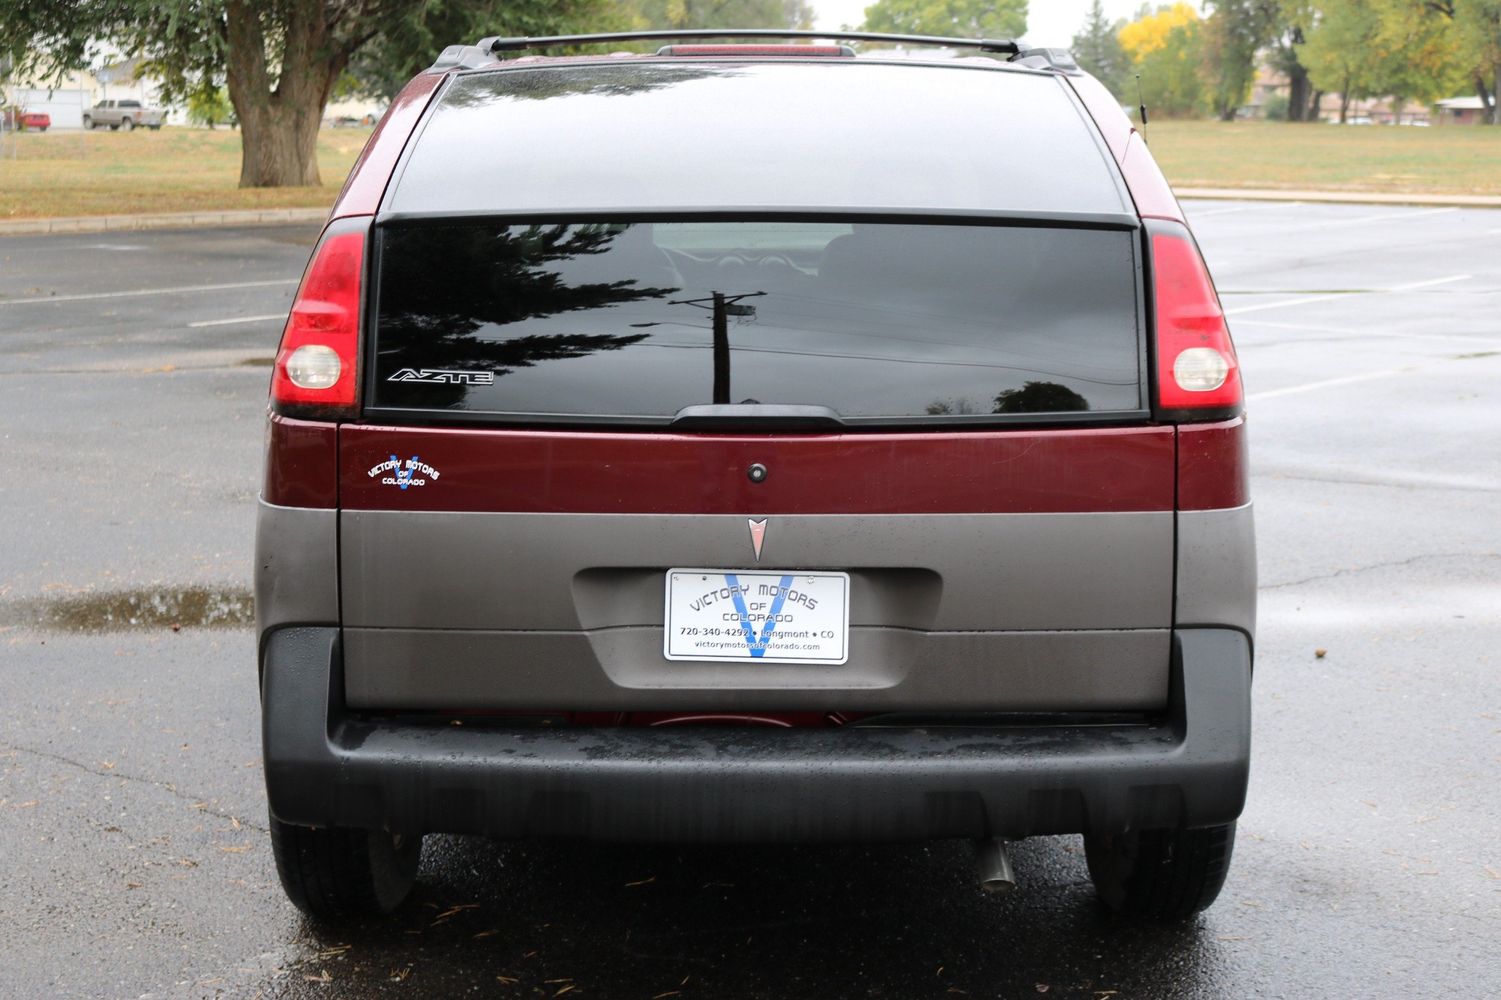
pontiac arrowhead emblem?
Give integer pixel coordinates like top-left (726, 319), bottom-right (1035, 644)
top-left (748, 518), bottom-right (767, 561)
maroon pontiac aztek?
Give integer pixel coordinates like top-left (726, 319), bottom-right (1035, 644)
top-left (256, 30), bottom-right (1254, 922)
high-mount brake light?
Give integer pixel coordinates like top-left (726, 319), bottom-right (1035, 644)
top-left (1150, 224), bottom-right (1243, 419)
top-left (270, 221), bottom-right (368, 418)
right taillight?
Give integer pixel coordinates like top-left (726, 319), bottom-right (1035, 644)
top-left (1150, 222), bottom-right (1242, 420)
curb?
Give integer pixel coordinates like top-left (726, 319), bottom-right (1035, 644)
top-left (1176, 187), bottom-right (1501, 209)
top-left (0, 206), bottom-right (330, 236)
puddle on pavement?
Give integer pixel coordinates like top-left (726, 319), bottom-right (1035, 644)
top-left (238, 357), bottom-right (275, 367)
top-left (2, 586), bottom-right (255, 633)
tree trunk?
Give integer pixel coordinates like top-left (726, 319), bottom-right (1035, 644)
top-left (1492, 67), bottom-right (1500, 124)
top-left (224, 0), bottom-right (344, 187)
top-left (1339, 74), bottom-right (1350, 124)
top-left (1286, 63), bottom-right (1310, 122)
top-left (1307, 89), bottom-right (1323, 122)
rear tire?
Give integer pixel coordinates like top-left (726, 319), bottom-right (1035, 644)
top-left (269, 815), bottom-right (421, 920)
top-left (120, 117), bottom-right (134, 132)
top-left (82, 116), bottom-right (92, 130)
top-left (1085, 822), bottom-right (1235, 921)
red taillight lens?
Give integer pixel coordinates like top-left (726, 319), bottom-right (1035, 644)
top-left (1150, 224), bottom-right (1243, 418)
top-left (270, 221), bottom-right (368, 417)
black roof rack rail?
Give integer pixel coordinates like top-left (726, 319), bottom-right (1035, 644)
top-left (476, 29), bottom-right (1022, 57)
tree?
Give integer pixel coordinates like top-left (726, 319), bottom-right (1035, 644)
top-left (348, 0), bottom-right (816, 103)
top-left (1, 1), bottom-right (613, 189)
top-left (1411, 0), bottom-right (1501, 124)
top-left (1202, 0), bottom-right (1272, 120)
top-left (1265, 1), bottom-right (1318, 121)
top-left (1303, 1), bottom-right (1383, 123)
top-left (1119, 4), bottom-right (1206, 117)
top-left (1071, 0), bottom-right (1131, 97)
top-left (859, 0), bottom-right (1028, 40)
top-left (631, 0), bottom-right (816, 30)
top-left (186, 86), bottom-right (232, 129)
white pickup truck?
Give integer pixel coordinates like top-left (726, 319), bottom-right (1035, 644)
top-left (83, 99), bottom-right (165, 131)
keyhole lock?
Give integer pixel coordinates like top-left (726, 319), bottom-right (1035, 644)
top-left (747, 463), bottom-right (768, 484)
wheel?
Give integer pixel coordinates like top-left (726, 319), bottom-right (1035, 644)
top-left (120, 117), bottom-right (134, 131)
top-left (149, 124), bottom-right (161, 130)
top-left (109, 123), bottom-right (118, 131)
top-left (269, 815), bottom-right (421, 920)
top-left (82, 116), bottom-right (92, 130)
top-left (1085, 822), bottom-right (1235, 920)
top-left (37, 126), bottom-right (47, 132)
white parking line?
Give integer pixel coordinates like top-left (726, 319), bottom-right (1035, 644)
top-left (1248, 366), bottom-right (1423, 401)
top-left (1236, 317), bottom-right (1501, 347)
top-left (1225, 273), bottom-right (1471, 317)
top-left (1188, 201), bottom-right (1304, 219)
top-left (187, 313), bottom-right (287, 328)
top-left (1285, 206), bottom-right (1458, 233)
top-left (0, 278), bottom-right (296, 306)
top-left (1189, 205), bottom-right (1256, 218)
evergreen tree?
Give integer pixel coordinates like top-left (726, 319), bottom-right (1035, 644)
top-left (1071, 0), bottom-right (1131, 98)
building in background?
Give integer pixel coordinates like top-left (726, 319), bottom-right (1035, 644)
top-left (1432, 96), bottom-right (1494, 126)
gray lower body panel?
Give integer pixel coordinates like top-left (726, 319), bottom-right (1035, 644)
top-left (261, 626), bottom-right (1252, 843)
top-left (344, 626), bottom-right (1170, 711)
top-left (1177, 502), bottom-right (1257, 636)
top-left (254, 499), bottom-right (338, 641)
top-left (338, 509), bottom-right (1175, 712)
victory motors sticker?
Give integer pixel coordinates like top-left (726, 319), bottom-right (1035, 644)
top-left (368, 455), bottom-right (440, 490)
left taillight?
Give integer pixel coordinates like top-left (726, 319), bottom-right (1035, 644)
top-left (270, 218), bottom-right (370, 419)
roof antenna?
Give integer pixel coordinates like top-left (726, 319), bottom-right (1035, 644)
top-left (1136, 73), bottom-right (1149, 142)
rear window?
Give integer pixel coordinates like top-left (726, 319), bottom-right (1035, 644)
top-left (367, 219), bottom-right (1144, 424)
top-left (385, 62), bottom-right (1131, 218)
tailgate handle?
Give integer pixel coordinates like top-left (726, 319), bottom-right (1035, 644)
top-left (670, 404), bottom-right (845, 430)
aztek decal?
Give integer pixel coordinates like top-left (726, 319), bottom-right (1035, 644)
top-left (387, 368), bottom-right (495, 385)
top-left (368, 455), bottom-right (441, 490)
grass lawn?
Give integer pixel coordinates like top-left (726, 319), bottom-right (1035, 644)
top-left (0, 127), bottom-right (366, 219)
top-left (0, 119), bottom-right (1498, 220)
top-left (1145, 119), bottom-right (1501, 196)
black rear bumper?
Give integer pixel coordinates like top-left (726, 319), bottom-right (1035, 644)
top-left (261, 627), bottom-right (1251, 842)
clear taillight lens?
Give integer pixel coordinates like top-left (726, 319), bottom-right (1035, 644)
top-left (285, 344), bottom-right (342, 389)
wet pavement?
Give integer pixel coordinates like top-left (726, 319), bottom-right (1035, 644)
top-left (1, 205), bottom-right (1499, 998)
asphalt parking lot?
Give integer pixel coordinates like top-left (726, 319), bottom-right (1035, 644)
top-left (1, 202), bottom-right (1498, 999)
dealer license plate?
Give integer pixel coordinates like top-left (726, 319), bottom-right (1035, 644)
top-left (664, 569), bottom-right (850, 664)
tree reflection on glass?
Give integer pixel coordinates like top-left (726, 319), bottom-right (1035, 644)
top-left (376, 223), bottom-right (679, 408)
top-left (993, 381), bottom-right (1089, 414)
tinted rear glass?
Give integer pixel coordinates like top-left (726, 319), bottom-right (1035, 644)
top-left (386, 62), bottom-right (1130, 217)
top-left (369, 220), bottom-right (1143, 423)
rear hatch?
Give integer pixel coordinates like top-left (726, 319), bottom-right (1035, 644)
top-left (338, 58), bottom-right (1173, 715)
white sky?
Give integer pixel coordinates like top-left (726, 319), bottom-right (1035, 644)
top-left (814, 1), bottom-right (1150, 47)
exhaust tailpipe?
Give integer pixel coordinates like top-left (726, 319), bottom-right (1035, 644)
top-left (974, 838), bottom-right (1017, 894)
